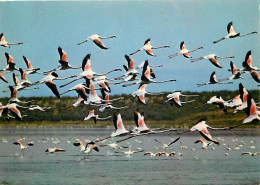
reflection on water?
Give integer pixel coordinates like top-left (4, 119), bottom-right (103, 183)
top-left (0, 128), bottom-right (259, 185)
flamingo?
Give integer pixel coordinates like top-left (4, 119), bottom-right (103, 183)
top-left (233, 83), bottom-right (249, 112)
top-left (226, 61), bottom-right (247, 80)
top-left (197, 71), bottom-right (233, 87)
top-left (168, 41), bottom-right (203, 59)
top-left (132, 84), bottom-right (164, 105)
top-left (191, 54), bottom-right (234, 68)
top-left (136, 61), bottom-right (163, 69)
top-left (132, 110), bottom-right (150, 133)
top-left (60, 54), bottom-right (121, 88)
top-left (111, 112), bottom-right (129, 137)
top-left (2, 103), bottom-right (29, 121)
top-left (115, 148), bottom-right (144, 156)
top-left (22, 56), bottom-right (40, 74)
top-left (251, 70), bottom-right (260, 84)
top-left (77, 34), bottom-right (116, 49)
top-left (122, 60), bottom-right (176, 87)
top-left (0, 72), bottom-right (8, 83)
top-left (84, 78), bottom-right (102, 105)
top-left (165, 91), bottom-right (198, 108)
top-left (178, 118), bottom-right (229, 144)
top-left (130, 38), bottom-right (170, 56)
top-left (159, 151), bottom-right (176, 157)
top-left (206, 95), bottom-right (229, 113)
top-left (99, 89), bottom-right (128, 112)
top-left (13, 140), bottom-right (34, 155)
top-left (228, 94), bottom-right (242, 108)
top-left (154, 137), bottom-right (180, 150)
top-left (82, 109), bottom-right (112, 124)
top-left (32, 72), bottom-right (76, 98)
top-left (45, 148), bottom-right (66, 153)
top-left (195, 138), bottom-right (212, 149)
top-left (93, 76), bottom-right (111, 92)
top-left (73, 140), bottom-right (99, 157)
top-left (44, 47), bottom-right (81, 73)
top-left (144, 152), bottom-right (157, 157)
top-left (60, 83), bottom-right (88, 101)
top-left (240, 50), bottom-right (259, 71)
top-left (213, 22), bottom-right (257, 44)
top-left (27, 105), bottom-right (51, 112)
top-left (242, 93), bottom-right (260, 124)
top-left (0, 33), bottom-right (23, 47)
top-left (241, 152), bottom-right (260, 156)
top-left (8, 86), bottom-right (36, 104)
top-left (100, 142), bottom-right (128, 150)
top-left (0, 53), bottom-right (18, 72)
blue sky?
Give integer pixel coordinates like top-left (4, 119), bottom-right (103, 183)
top-left (0, 0), bottom-right (259, 98)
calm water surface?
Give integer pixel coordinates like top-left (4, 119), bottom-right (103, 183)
top-left (0, 127), bottom-right (259, 185)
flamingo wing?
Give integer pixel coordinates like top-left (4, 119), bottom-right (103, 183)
top-left (9, 106), bottom-right (22, 121)
top-left (209, 57), bottom-right (222, 68)
top-left (45, 81), bottom-right (60, 98)
top-left (0, 72), bottom-right (8, 83)
top-left (58, 47), bottom-right (68, 65)
top-left (82, 54), bottom-right (91, 71)
top-left (93, 38), bottom-right (108, 49)
top-left (251, 71), bottom-right (260, 83)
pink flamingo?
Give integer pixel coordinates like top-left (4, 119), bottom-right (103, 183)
top-left (77, 34), bottom-right (116, 49)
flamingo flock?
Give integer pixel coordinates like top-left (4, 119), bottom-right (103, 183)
top-left (0, 20), bottom-right (259, 159)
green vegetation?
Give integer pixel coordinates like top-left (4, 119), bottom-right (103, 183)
top-left (0, 90), bottom-right (259, 128)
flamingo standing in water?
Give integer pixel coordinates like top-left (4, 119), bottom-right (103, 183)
top-left (111, 112), bottom-right (129, 137)
top-left (22, 56), bottom-right (40, 74)
top-left (168, 41), bottom-right (203, 59)
top-left (191, 54), bottom-right (234, 68)
top-left (228, 94), bottom-right (242, 108)
top-left (197, 71), bottom-right (233, 87)
top-left (213, 22), bottom-right (257, 44)
top-left (130, 38), bottom-right (170, 56)
top-left (165, 91), bottom-right (198, 108)
top-left (82, 109), bottom-right (112, 124)
top-left (77, 34), bottom-right (116, 49)
top-left (13, 140), bottom-right (34, 155)
top-left (0, 53), bottom-right (18, 72)
top-left (123, 60), bottom-right (176, 87)
top-left (240, 51), bottom-right (259, 72)
top-left (132, 84), bottom-right (164, 105)
top-left (0, 33), bottom-right (23, 47)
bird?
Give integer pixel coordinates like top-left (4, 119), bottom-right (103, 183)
top-left (226, 61), bottom-right (247, 80)
top-left (227, 94), bottom-right (242, 108)
top-left (111, 112), bottom-right (129, 137)
top-left (241, 152), bottom-right (260, 156)
top-left (7, 86), bottom-right (36, 104)
top-left (60, 83), bottom-right (88, 101)
top-left (250, 70), bottom-right (260, 84)
top-left (191, 54), bottom-right (234, 68)
top-left (136, 61), bottom-right (163, 69)
top-left (242, 93), bottom-right (260, 124)
top-left (132, 110), bottom-right (150, 133)
top-left (0, 72), bottom-right (8, 83)
top-left (213, 22), bottom-right (257, 44)
top-left (83, 109), bottom-right (112, 124)
top-left (240, 50), bottom-right (259, 72)
top-left (115, 148), bottom-right (144, 156)
top-left (22, 56), bottom-right (40, 74)
top-left (0, 53), bottom-right (18, 72)
top-left (13, 140), bottom-right (34, 155)
top-left (165, 91), bottom-right (198, 108)
top-left (45, 148), bottom-right (66, 153)
top-left (100, 141), bottom-right (128, 150)
top-left (77, 34), bottom-right (116, 49)
top-left (197, 71), bottom-right (233, 87)
top-left (122, 60), bottom-right (176, 87)
top-left (0, 33), bottom-right (23, 47)
top-left (1, 103), bottom-right (29, 121)
top-left (73, 140), bottom-right (99, 157)
top-left (154, 137), bottom-right (180, 150)
top-left (131, 84), bottom-right (163, 105)
top-left (195, 138), bottom-right (212, 149)
top-left (144, 151), bottom-right (157, 157)
top-left (130, 38), bottom-right (170, 56)
top-left (168, 41), bottom-right (203, 59)
top-left (233, 83), bottom-right (249, 112)
top-left (206, 95), bottom-right (229, 113)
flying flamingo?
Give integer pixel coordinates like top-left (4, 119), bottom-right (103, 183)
top-left (226, 61), bottom-right (248, 80)
top-left (22, 56), bottom-right (40, 74)
top-left (115, 147), bottom-right (144, 156)
top-left (0, 72), bottom-right (8, 83)
top-left (228, 94), bottom-right (242, 108)
top-left (111, 112), bottom-right (129, 137)
top-left (8, 86), bottom-right (36, 104)
top-left (32, 72), bottom-right (76, 98)
top-left (93, 76), bottom-right (111, 92)
top-left (241, 152), bottom-right (260, 156)
top-left (82, 109), bottom-right (112, 124)
top-left (73, 140), bottom-right (99, 157)
top-left (132, 110), bottom-right (150, 133)
top-left (233, 83), bottom-right (249, 113)
top-left (154, 137), bottom-right (180, 150)
top-left (77, 34), bottom-right (116, 49)
top-left (251, 70), bottom-right (260, 85)
top-left (84, 78), bottom-right (102, 105)
top-left (213, 22), bottom-right (257, 44)
top-left (195, 138), bottom-right (212, 149)
top-left (60, 54), bottom-right (121, 88)
top-left (122, 60), bottom-right (176, 87)
top-left (0, 53), bottom-right (18, 72)
top-left (197, 71), bottom-right (233, 87)
top-left (240, 51), bottom-right (259, 71)
top-left (60, 83), bottom-right (88, 101)
top-left (130, 38), bottom-right (170, 56)
top-left (168, 41), bottom-right (203, 59)
top-left (165, 91), bottom-right (198, 108)
top-left (100, 141), bottom-right (128, 150)
top-left (45, 148), bottom-right (66, 154)
top-left (1, 103), bottom-right (29, 121)
top-left (132, 84), bottom-right (164, 105)
top-left (13, 140), bottom-right (34, 155)
top-left (136, 61), bottom-right (163, 69)
top-left (178, 118), bottom-right (229, 144)
top-left (0, 33), bottom-right (23, 47)
top-left (191, 54), bottom-right (234, 68)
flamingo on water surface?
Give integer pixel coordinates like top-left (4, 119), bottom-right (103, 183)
top-left (13, 140), bottom-right (34, 155)
top-left (213, 22), bottom-right (257, 44)
top-left (130, 38), bottom-right (170, 56)
top-left (77, 34), bottom-right (116, 49)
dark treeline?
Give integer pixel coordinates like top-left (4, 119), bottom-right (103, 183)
top-left (0, 90), bottom-right (259, 127)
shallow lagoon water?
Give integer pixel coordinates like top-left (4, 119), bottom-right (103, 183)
top-left (0, 127), bottom-right (259, 185)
